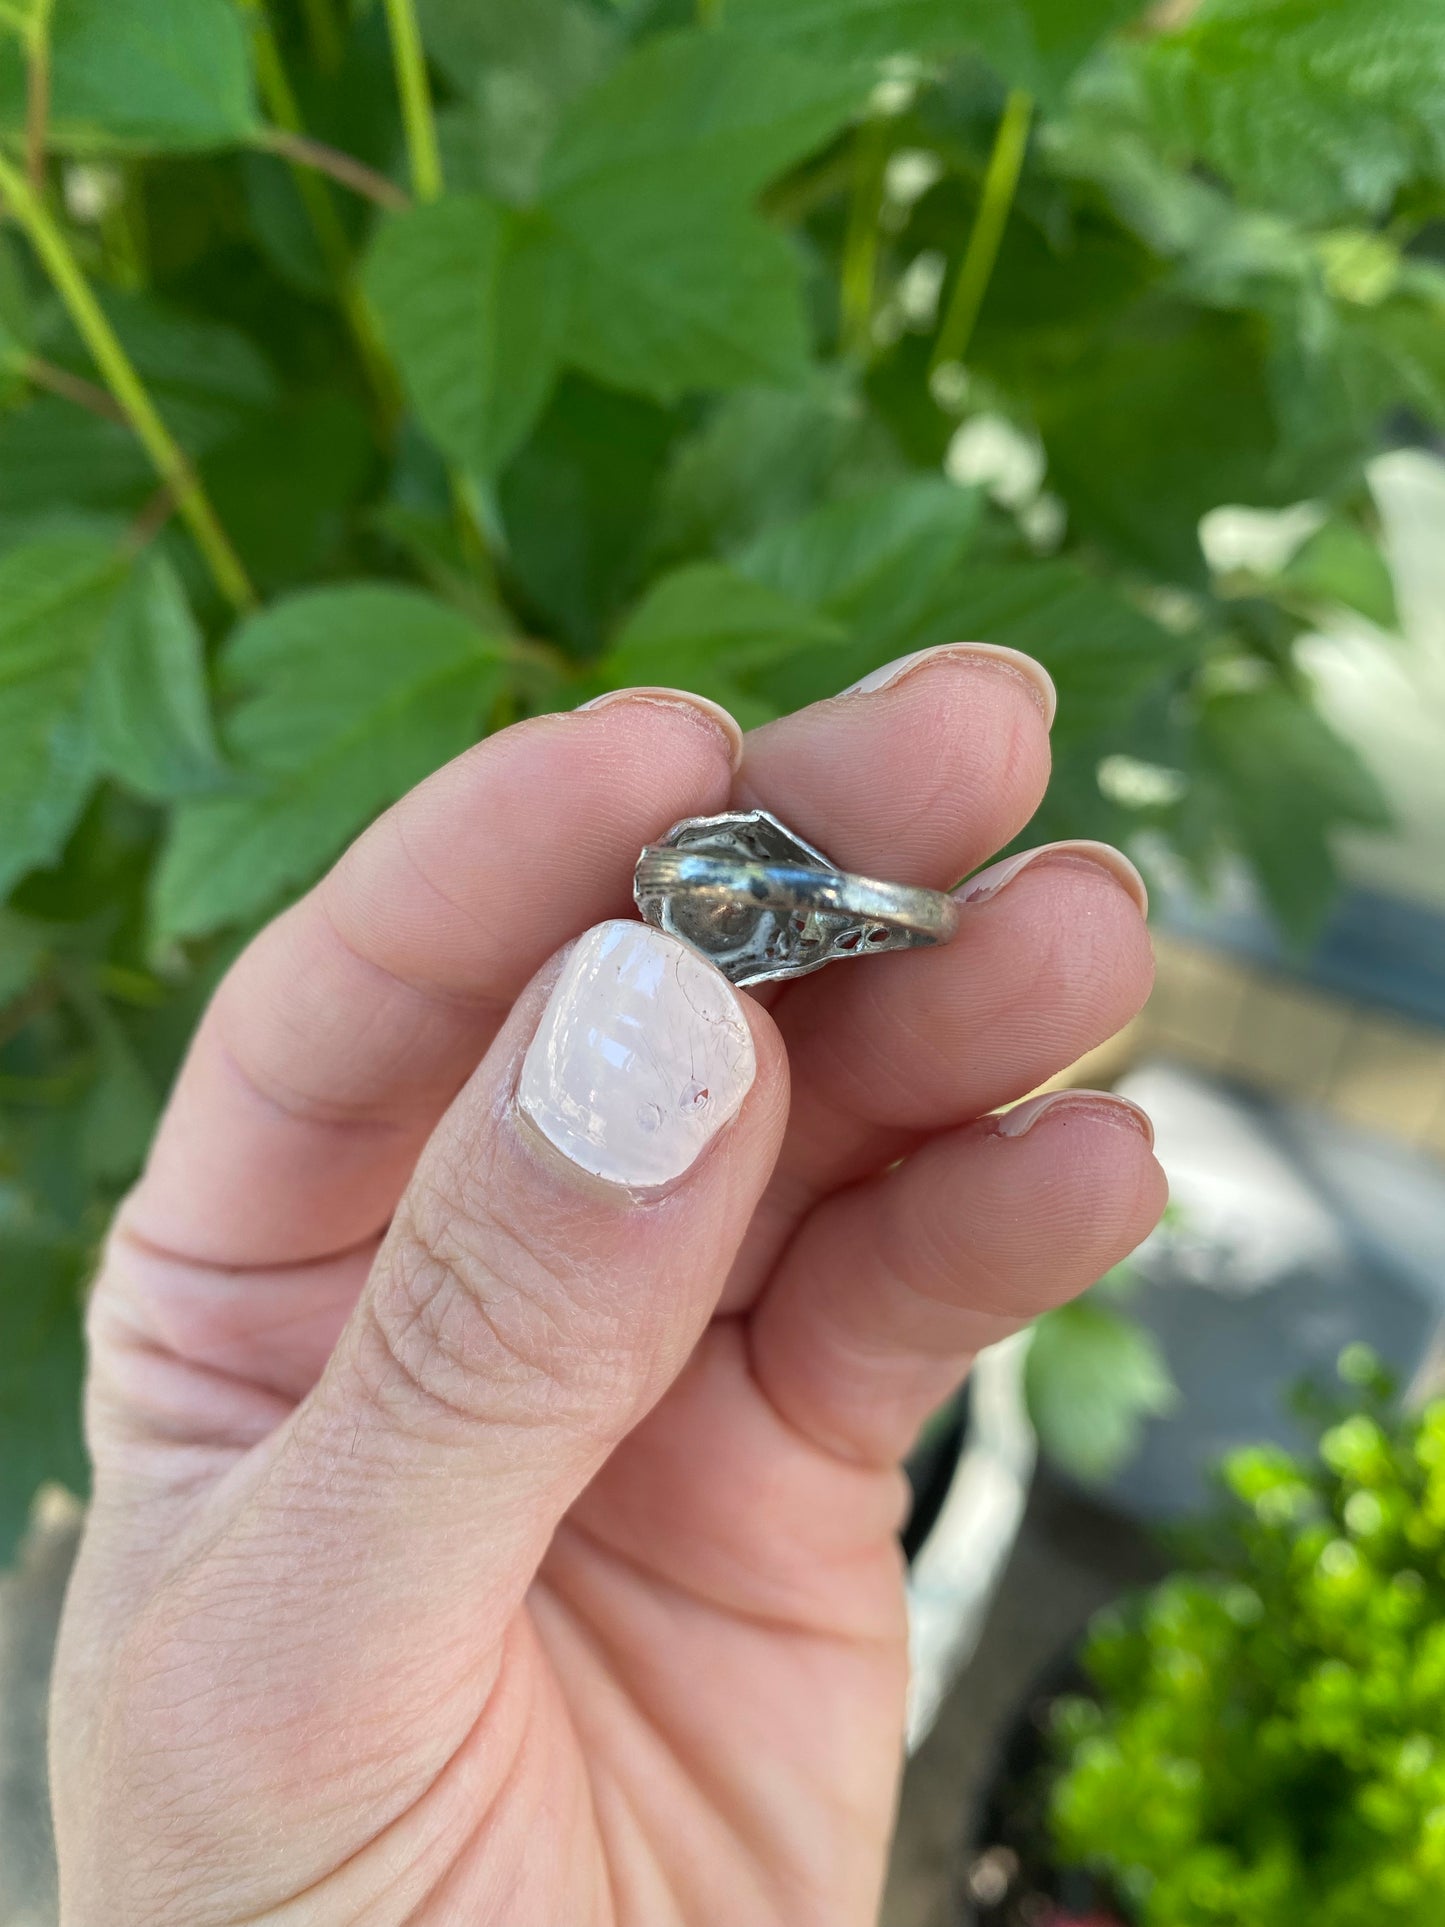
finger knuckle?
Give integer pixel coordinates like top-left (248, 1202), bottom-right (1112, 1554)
top-left (359, 1157), bottom-right (627, 1441)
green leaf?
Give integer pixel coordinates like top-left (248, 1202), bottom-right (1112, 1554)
top-left (0, 907), bottom-right (49, 1007)
top-left (1196, 683), bottom-right (1393, 945)
top-left (0, 0), bottom-right (260, 155)
top-left (600, 563), bottom-right (842, 723)
top-left (1032, 307), bottom-right (1291, 585)
top-left (499, 372), bottom-right (679, 653)
top-left (647, 375), bottom-right (894, 568)
top-left (154, 586), bottom-right (508, 940)
top-left (725, 0), bottom-right (1146, 99)
top-left (35, 289), bottom-right (279, 460)
top-left (88, 551), bottom-right (227, 801)
top-left (538, 29), bottom-right (864, 399)
top-left (560, 209), bottom-right (812, 401)
top-left (738, 476), bottom-right (982, 670)
top-left (902, 555), bottom-right (1193, 751)
top-left (0, 1227), bottom-right (87, 1561)
top-left (1276, 517), bottom-right (1399, 631)
top-left (0, 230), bottom-right (32, 367)
top-left (421, 0), bottom-right (618, 205)
top-left (0, 533), bottom-right (130, 900)
top-left (365, 198), bottom-right (569, 478)
top-left (1026, 1295), bottom-right (1177, 1482)
top-left (543, 28), bottom-right (864, 210)
top-left (1142, 0), bottom-right (1445, 223)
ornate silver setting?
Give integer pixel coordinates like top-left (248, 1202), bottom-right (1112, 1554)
top-left (633, 809), bottom-right (959, 987)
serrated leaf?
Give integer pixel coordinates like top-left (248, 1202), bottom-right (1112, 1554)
top-left (1026, 1295), bottom-right (1177, 1482)
top-left (0, 533), bottom-right (130, 900)
top-left (739, 476), bottom-right (982, 663)
top-left (0, 1228), bottom-right (87, 1560)
top-left (538, 29), bottom-right (864, 399)
top-left (544, 28), bottom-right (864, 210)
top-left (365, 198), bottom-right (569, 478)
top-left (0, 0), bottom-right (260, 155)
top-left (153, 586), bottom-right (508, 940)
top-left (1196, 683), bottom-right (1392, 945)
top-left (1143, 0), bottom-right (1445, 223)
top-left (37, 289), bottom-right (278, 457)
top-left (600, 563), bottom-right (842, 723)
top-left (88, 551), bottom-right (227, 801)
top-left (901, 555), bottom-right (1192, 750)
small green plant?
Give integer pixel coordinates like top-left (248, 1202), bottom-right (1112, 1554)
top-left (1051, 1350), bottom-right (1445, 1925)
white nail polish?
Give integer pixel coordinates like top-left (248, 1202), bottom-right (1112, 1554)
top-left (518, 922), bottom-right (756, 1190)
top-left (839, 642), bottom-right (1057, 725)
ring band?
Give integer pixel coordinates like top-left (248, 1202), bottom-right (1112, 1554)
top-left (634, 809), bottom-right (959, 987)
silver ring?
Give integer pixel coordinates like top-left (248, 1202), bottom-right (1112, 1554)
top-left (634, 809), bottom-right (959, 987)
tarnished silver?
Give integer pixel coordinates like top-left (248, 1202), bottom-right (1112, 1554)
top-left (633, 809), bottom-right (959, 987)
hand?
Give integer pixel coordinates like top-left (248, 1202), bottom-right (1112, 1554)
top-left (51, 649), bottom-right (1165, 1926)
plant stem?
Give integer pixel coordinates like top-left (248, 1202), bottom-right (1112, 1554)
top-left (258, 127), bottom-right (411, 210)
top-left (22, 352), bottom-right (125, 421)
top-left (23, 1), bottom-right (53, 195)
top-left (300, 0), bottom-right (344, 71)
top-left (240, 1), bottom-right (401, 420)
top-left (0, 156), bottom-right (256, 611)
top-left (931, 88), bottom-right (1033, 375)
top-left (840, 116), bottom-right (889, 359)
top-left (383, 0), bottom-right (443, 203)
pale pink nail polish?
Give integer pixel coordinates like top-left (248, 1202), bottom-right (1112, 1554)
top-left (518, 922), bottom-right (756, 1190)
top-left (994, 1088), bottom-right (1155, 1148)
top-left (577, 687), bottom-right (745, 771)
top-left (840, 642), bottom-right (1057, 726)
top-left (959, 840), bottom-right (1149, 917)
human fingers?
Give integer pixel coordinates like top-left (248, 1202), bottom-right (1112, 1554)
top-left (126, 692), bottom-right (740, 1269)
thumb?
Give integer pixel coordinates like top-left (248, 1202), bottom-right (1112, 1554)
top-left (193, 919), bottom-right (786, 1713)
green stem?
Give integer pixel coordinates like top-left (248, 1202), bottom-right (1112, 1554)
top-left (23, 0), bottom-right (53, 194)
top-left (22, 352), bottom-right (124, 421)
top-left (0, 156), bottom-right (256, 611)
top-left (383, 0), bottom-right (443, 203)
top-left (240, 2), bottom-right (401, 419)
top-left (300, 0), bottom-right (344, 71)
top-left (840, 116), bottom-right (889, 359)
top-left (931, 88), bottom-right (1032, 375)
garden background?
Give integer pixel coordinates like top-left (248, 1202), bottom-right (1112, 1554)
top-left (2, 0), bottom-right (1442, 1572)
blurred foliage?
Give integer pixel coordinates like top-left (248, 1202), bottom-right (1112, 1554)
top-left (1050, 1350), bottom-right (1445, 1924)
top-left (0, 0), bottom-right (1437, 1554)
top-left (1026, 1254), bottom-right (1177, 1482)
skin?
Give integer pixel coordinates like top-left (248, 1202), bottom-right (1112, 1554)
top-left (49, 654), bottom-right (1167, 1926)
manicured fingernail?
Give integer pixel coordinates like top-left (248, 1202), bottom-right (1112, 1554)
top-left (994, 1088), bottom-right (1155, 1148)
top-left (840, 642), bottom-right (1056, 726)
top-left (518, 921), bottom-right (756, 1190)
top-left (958, 840), bottom-right (1149, 917)
top-left (577, 687), bottom-right (744, 771)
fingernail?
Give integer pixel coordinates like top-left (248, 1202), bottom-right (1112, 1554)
top-left (840, 642), bottom-right (1057, 727)
top-left (958, 840), bottom-right (1149, 917)
top-left (994, 1088), bottom-right (1155, 1148)
top-left (577, 687), bottom-right (745, 772)
top-left (518, 921), bottom-right (757, 1190)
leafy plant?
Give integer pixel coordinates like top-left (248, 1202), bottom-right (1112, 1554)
top-left (1026, 1256), bottom-right (1177, 1483)
top-left (1051, 1351), bottom-right (1445, 1925)
top-left (0, 0), bottom-right (1432, 1555)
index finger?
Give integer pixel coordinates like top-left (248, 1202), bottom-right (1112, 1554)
top-left (127, 693), bottom-right (740, 1268)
